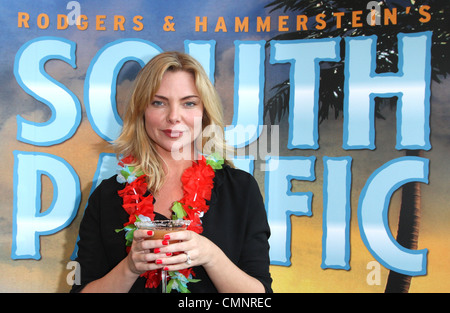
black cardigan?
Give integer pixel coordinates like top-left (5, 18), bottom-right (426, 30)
top-left (71, 166), bottom-right (272, 293)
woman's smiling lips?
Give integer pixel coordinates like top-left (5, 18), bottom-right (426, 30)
top-left (162, 129), bottom-right (184, 138)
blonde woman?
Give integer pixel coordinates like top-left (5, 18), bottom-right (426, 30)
top-left (72, 52), bottom-right (272, 293)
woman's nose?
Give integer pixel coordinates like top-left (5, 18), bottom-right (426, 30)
top-left (167, 105), bottom-right (180, 124)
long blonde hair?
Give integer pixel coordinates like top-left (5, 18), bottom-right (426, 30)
top-left (114, 51), bottom-right (233, 192)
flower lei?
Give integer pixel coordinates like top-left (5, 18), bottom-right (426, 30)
top-left (115, 154), bottom-right (224, 293)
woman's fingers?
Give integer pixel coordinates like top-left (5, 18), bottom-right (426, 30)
top-left (130, 229), bottom-right (212, 273)
top-left (127, 229), bottom-right (178, 274)
top-left (162, 229), bottom-right (193, 241)
top-left (157, 251), bottom-right (192, 265)
top-left (153, 231), bottom-right (210, 271)
top-left (133, 229), bottom-right (154, 240)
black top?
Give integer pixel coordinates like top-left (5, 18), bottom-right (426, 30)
top-left (71, 166), bottom-right (272, 293)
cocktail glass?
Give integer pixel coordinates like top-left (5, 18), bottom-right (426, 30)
top-left (135, 219), bottom-right (191, 293)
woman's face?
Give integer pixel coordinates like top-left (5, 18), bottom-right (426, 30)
top-left (144, 70), bottom-right (204, 160)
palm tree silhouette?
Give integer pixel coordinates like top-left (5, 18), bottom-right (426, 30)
top-left (264, 0), bottom-right (449, 292)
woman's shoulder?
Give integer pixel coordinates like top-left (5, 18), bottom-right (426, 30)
top-left (91, 175), bottom-right (124, 197)
top-left (216, 164), bottom-right (252, 179)
top-left (214, 165), bottom-right (259, 189)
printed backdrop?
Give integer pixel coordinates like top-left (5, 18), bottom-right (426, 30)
top-left (0, 0), bottom-right (449, 292)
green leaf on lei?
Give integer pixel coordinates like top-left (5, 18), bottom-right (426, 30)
top-left (178, 283), bottom-right (190, 293)
top-left (187, 277), bottom-right (201, 283)
top-left (120, 165), bottom-right (144, 181)
top-left (166, 278), bottom-right (175, 293)
top-left (115, 215), bottom-right (140, 246)
top-left (171, 201), bottom-right (187, 220)
top-left (206, 153), bottom-right (224, 170)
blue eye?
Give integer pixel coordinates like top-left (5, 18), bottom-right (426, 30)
top-left (151, 101), bottom-right (164, 107)
top-left (184, 102), bottom-right (196, 107)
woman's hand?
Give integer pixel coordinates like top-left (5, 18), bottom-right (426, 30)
top-left (152, 230), bottom-right (265, 292)
top-left (124, 229), bottom-right (264, 293)
top-left (126, 229), bottom-right (173, 275)
top-left (150, 230), bottom-right (217, 272)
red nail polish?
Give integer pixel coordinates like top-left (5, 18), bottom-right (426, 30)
top-left (166, 252), bottom-right (172, 256)
top-left (147, 230), bottom-right (154, 236)
top-left (163, 267), bottom-right (169, 271)
top-left (162, 240), bottom-right (169, 245)
top-left (154, 248), bottom-right (160, 253)
top-left (156, 259), bottom-right (162, 264)
top-left (163, 234), bottom-right (170, 240)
